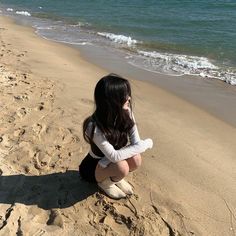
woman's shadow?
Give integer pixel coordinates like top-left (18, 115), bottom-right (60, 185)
top-left (0, 170), bottom-right (97, 210)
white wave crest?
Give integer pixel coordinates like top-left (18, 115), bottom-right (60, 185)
top-left (135, 50), bottom-right (236, 85)
top-left (138, 50), bottom-right (218, 71)
top-left (35, 26), bottom-right (53, 30)
top-left (16, 11), bottom-right (31, 17)
top-left (97, 32), bottom-right (138, 46)
top-left (7, 8), bottom-right (14, 12)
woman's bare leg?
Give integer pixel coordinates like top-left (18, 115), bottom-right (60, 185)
top-left (126, 154), bottom-right (142, 172)
top-left (95, 158), bottom-right (139, 197)
top-left (95, 154), bottom-right (142, 182)
top-left (95, 160), bottom-right (129, 182)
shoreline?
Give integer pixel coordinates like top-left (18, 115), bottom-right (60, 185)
top-left (1, 9), bottom-right (236, 127)
top-left (1, 15), bottom-right (236, 236)
top-left (76, 44), bottom-right (236, 128)
top-left (1, 3), bottom-right (236, 87)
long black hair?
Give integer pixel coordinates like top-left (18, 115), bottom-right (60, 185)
top-left (83, 73), bottom-right (134, 149)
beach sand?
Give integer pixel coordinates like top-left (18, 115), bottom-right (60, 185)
top-left (0, 16), bottom-right (236, 236)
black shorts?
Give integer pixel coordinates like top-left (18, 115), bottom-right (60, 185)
top-left (79, 154), bottom-right (99, 183)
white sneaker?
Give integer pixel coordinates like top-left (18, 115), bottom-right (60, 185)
top-left (98, 178), bottom-right (126, 199)
top-left (115, 179), bottom-right (133, 195)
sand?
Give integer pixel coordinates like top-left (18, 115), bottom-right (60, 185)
top-left (0, 16), bottom-right (236, 236)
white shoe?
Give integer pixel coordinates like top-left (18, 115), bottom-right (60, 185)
top-left (115, 179), bottom-right (133, 195)
top-left (98, 178), bottom-right (126, 199)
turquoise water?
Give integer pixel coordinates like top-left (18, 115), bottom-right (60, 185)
top-left (0, 0), bottom-right (236, 84)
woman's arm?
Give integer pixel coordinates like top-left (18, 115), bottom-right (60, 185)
top-left (128, 109), bottom-right (140, 144)
top-left (92, 126), bottom-right (153, 163)
top-left (128, 124), bottom-right (141, 144)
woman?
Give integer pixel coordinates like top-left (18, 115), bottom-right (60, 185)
top-left (79, 73), bottom-right (153, 199)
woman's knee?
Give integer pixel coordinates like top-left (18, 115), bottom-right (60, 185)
top-left (114, 160), bottom-right (130, 177)
top-left (127, 154), bottom-right (142, 171)
top-left (95, 160), bottom-right (129, 182)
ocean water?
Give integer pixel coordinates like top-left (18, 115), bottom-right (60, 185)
top-left (0, 0), bottom-right (236, 85)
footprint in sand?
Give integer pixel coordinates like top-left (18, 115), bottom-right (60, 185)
top-left (15, 142), bottom-right (49, 173)
top-left (21, 73), bottom-right (27, 79)
top-left (13, 93), bottom-right (29, 102)
top-left (0, 113), bottom-right (15, 124)
top-left (19, 80), bottom-right (30, 85)
top-left (16, 107), bottom-right (27, 118)
top-left (28, 206), bottom-right (48, 226)
top-left (17, 53), bottom-right (25, 57)
top-left (32, 123), bottom-right (43, 135)
top-left (0, 134), bottom-right (16, 149)
top-left (7, 76), bottom-right (17, 82)
top-left (23, 165), bottom-right (30, 174)
top-left (60, 128), bottom-right (80, 145)
top-left (0, 74), bottom-right (15, 86)
top-left (95, 194), bottom-right (139, 221)
top-left (13, 128), bottom-right (25, 138)
top-left (46, 210), bottom-right (64, 228)
top-left (92, 197), bottom-right (135, 234)
top-left (27, 147), bottom-right (51, 171)
top-left (34, 102), bottom-right (44, 111)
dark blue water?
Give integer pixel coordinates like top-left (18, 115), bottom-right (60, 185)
top-left (0, 0), bottom-right (236, 85)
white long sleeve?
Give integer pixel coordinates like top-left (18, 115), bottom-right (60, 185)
top-left (86, 110), bottom-right (153, 168)
top-left (90, 126), bottom-right (152, 165)
top-left (127, 109), bottom-right (141, 144)
top-left (128, 124), bottom-right (141, 144)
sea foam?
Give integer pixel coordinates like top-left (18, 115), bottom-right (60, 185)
top-left (7, 8), bottom-right (13, 12)
top-left (97, 32), bottom-right (138, 46)
top-left (16, 11), bottom-right (31, 16)
top-left (134, 50), bottom-right (236, 85)
top-left (138, 50), bottom-right (218, 71)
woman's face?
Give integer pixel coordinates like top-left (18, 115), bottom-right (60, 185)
top-left (123, 96), bottom-right (131, 110)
